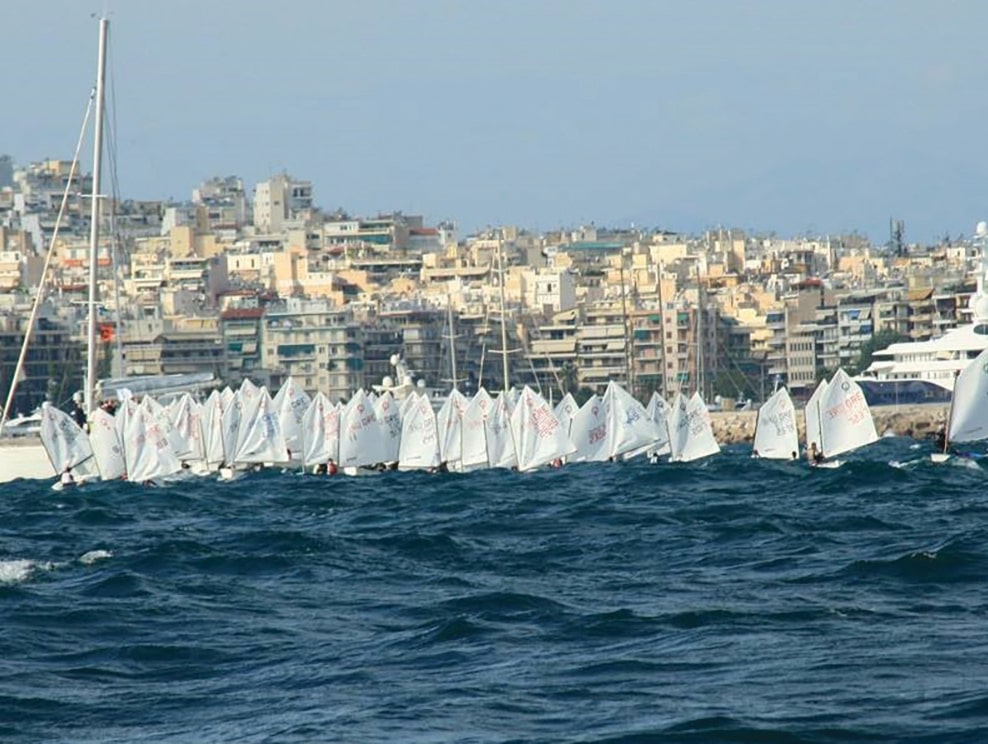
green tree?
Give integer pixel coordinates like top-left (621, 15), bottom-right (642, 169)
top-left (559, 362), bottom-right (580, 396)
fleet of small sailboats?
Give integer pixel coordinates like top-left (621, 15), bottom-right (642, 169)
top-left (29, 365), bottom-right (893, 488)
top-left (20, 378), bottom-right (676, 484)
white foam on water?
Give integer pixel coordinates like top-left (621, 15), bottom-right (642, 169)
top-left (0, 559), bottom-right (53, 585)
top-left (79, 549), bottom-right (113, 565)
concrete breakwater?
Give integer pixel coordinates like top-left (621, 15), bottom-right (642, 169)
top-left (709, 404), bottom-right (949, 446)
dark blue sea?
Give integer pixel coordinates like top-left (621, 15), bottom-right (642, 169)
top-left (3, 437), bottom-right (988, 743)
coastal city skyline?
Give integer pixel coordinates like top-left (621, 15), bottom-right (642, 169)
top-left (4, 7), bottom-right (988, 741)
top-left (6, 1), bottom-right (988, 243)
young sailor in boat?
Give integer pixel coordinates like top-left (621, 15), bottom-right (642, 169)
top-left (313, 459), bottom-right (338, 476)
top-left (59, 465), bottom-right (76, 488)
top-left (932, 424), bottom-right (975, 459)
top-left (807, 442), bottom-right (825, 466)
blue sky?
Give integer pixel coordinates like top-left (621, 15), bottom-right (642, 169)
top-left (5, 0), bottom-right (988, 242)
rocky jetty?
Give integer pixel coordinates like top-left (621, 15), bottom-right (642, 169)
top-left (709, 404), bottom-right (949, 445)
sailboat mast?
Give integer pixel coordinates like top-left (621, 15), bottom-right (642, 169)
top-left (619, 258), bottom-right (632, 395)
top-left (696, 268), bottom-right (704, 399)
top-left (657, 261), bottom-right (669, 399)
top-left (446, 293), bottom-right (458, 392)
top-left (85, 17), bottom-right (109, 417)
top-left (497, 239), bottom-right (510, 393)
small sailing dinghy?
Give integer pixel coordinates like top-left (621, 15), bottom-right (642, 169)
top-left (752, 387), bottom-right (799, 460)
top-left (932, 347), bottom-right (988, 463)
top-left (667, 392), bottom-right (720, 463)
top-left (809, 369), bottom-right (878, 468)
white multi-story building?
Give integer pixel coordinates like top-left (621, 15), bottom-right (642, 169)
top-left (523, 268), bottom-right (576, 314)
top-left (253, 174), bottom-right (314, 233)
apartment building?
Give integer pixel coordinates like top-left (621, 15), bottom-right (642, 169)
top-left (0, 313), bottom-right (81, 414)
top-left (261, 298), bottom-right (362, 400)
top-left (219, 307), bottom-right (265, 388)
top-left (253, 174), bottom-right (314, 233)
top-left (578, 302), bottom-right (630, 392)
top-left (521, 268), bottom-right (576, 315)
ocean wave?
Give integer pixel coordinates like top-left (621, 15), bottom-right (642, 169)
top-left (78, 549), bottom-right (112, 565)
top-left (2, 438), bottom-right (988, 741)
top-left (0, 559), bottom-right (48, 585)
top-left (839, 538), bottom-right (988, 584)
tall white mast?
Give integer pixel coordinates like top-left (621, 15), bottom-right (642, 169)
top-left (497, 239), bottom-right (510, 393)
top-left (84, 17), bottom-right (109, 417)
top-left (446, 291), bottom-right (458, 392)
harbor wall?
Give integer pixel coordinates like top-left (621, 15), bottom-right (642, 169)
top-left (709, 404), bottom-right (949, 446)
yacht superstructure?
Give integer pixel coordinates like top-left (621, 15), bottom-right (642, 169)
top-left (860, 223), bottom-right (988, 401)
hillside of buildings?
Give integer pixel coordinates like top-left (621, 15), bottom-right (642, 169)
top-left (0, 154), bottom-right (980, 415)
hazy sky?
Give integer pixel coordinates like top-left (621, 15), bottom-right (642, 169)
top-left (5, 0), bottom-right (988, 242)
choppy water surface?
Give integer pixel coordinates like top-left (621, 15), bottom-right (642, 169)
top-left (3, 438), bottom-right (988, 742)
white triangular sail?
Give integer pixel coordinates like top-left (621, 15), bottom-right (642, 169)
top-left (753, 387), bottom-right (799, 460)
top-left (234, 387), bottom-right (289, 464)
top-left (399, 392), bottom-right (419, 419)
top-left (629, 391), bottom-right (672, 459)
top-left (804, 378), bottom-right (828, 454)
top-left (603, 381), bottom-right (661, 460)
top-left (946, 348), bottom-right (988, 444)
top-left (272, 376), bottom-right (312, 461)
top-left (374, 391), bottom-right (402, 464)
top-left (437, 389), bottom-right (469, 466)
top-left (510, 386), bottom-right (575, 472)
top-left (124, 404), bottom-right (181, 482)
top-left (89, 407), bottom-right (126, 480)
top-left (398, 393), bottom-right (441, 470)
top-left (201, 390), bottom-right (225, 469)
top-left (301, 392), bottom-right (341, 468)
top-left (553, 393), bottom-right (579, 438)
top-left (486, 392), bottom-right (517, 469)
top-left (818, 368), bottom-right (878, 459)
top-left (339, 389), bottom-right (389, 468)
top-left (114, 397), bottom-right (137, 457)
top-left (570, 394), bottom-right (608, 462)
top-left (232, 382), bottom-right (265, 463)
top-left (221, 386), bottom-right (249, 466)
top-left (40, 402), bottom-right (96, 476)
top-left (461, 388), bottom-right (493, 469)
top-left (624, 392), bottom-right (670, 460)
top-left (669, 392), bottom-right (720, 462)
top-left (143, 395), bottom-right (185, 457)
top-left (169, 393), bottom-right (205, 462)
top-left (666, 393), bottom-right (687, 461)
